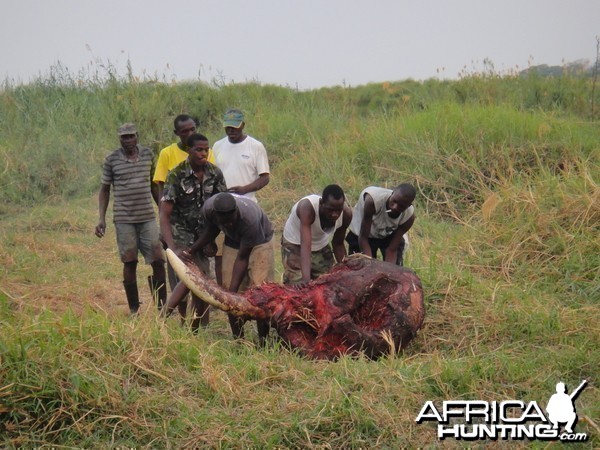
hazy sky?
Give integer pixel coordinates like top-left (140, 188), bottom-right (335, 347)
top-left (2, 0), bottom-right (598, 89)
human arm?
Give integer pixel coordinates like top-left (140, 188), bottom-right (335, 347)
top-left (153, 148), bottom-right (170, 209)
top-left (357, 194), bottom-right (376, 257)
top-left (383, 214), bottom-right (415, 263)
top-left (297, 198), bottom-right (316, 283)
top-left (188, 225), bottom-right (221, 259)
top-left (151, 181), bottom-right (161, 206)
top-left (228, 245), bottom-right (253, 293)
top-left (331, 204), bottom-right (353, 263)
top-left (213, 167), bottom-right (228, 194)
top-left (159, 169), bottom-right (179, 249)
top-left (159, 200), bottom-right (178, 252)
top-left (95, 183), bottom-right (111, 238)
top-left (228, 173), bottom-right (270, 196)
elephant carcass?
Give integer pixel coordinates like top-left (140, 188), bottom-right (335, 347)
top-left (167, 249), bottom-right (425, 360)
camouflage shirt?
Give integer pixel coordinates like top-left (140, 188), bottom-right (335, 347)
top-left (162, 159), bottom-right (227, 245)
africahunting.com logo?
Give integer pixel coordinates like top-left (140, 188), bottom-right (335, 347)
top-left (415, 380), bottom-right (588, 442)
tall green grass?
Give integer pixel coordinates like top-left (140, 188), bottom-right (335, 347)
top-left (1, 66), bottom-right (598, 447)
top-left (1, 65), bottom-right (598, 207)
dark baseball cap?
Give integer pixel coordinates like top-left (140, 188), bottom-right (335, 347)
top-left (213, 193), bottom-right (237, 213)
top-left (118, 123), bottom-right (137, 135)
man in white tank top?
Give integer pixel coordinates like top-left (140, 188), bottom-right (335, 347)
top-left (345, 183), bottom-right (416, 266)
top-left (282, 184), bottom-right (352, 285)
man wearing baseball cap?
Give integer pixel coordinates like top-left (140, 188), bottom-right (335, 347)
top-left (95, 123), bottom-right (166, 314)
top-left (213, 109), bottom-right (270, 202)
top-left (212, 109), bottom-right (271, 286)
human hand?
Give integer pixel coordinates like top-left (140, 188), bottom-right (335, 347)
top-left (292, 279), bottom-right (310, 290)
top-left (176, 248), bottom-right (194, 264)
top-left (202, 241), bottom-right (218, 257)
top-left (159, 235), bottom-right (168, 250)
top-left (228, 185), bottom-right (246, 195)
top-left (94, 221), bottom-right (106, 238)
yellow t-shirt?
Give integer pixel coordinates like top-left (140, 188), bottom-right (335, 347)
top-left (152, 142), bottom-right (215, 183)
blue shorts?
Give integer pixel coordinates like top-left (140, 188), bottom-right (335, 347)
top-left (115, 221), bottom-right (164, 264)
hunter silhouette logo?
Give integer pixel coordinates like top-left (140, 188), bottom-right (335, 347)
top-left (415, 380), bottom-right (589, 442)
top-left (546, 380), bottom-right (587, 434)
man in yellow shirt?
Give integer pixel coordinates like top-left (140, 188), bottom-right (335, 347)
top-left (153, 114), bottom-right (215, 324)
top-left (153, 114), bottom-right (215, 202)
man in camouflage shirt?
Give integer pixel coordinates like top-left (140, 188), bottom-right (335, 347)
top-left (159, 133), bottom-right (227, 331)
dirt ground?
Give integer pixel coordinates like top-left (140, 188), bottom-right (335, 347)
top-left (1, 202), bottom-right (283, 334)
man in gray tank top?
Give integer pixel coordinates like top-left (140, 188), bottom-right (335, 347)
top-left (345, 183), bottom-right (416, 266)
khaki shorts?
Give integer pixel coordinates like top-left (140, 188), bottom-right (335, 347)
top-left (215, 232), bottom-right (225, 257)
top-left (221, 238), bottom-right (274, 292)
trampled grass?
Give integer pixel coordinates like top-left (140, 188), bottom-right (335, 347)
top-left (1, 69), bottom-right (599, 448)
top-left (1, 198), bottom-right (597, 448)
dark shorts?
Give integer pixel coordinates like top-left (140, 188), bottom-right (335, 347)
top-left (281, 238), bottom-right (335, 284)
top-left (115, 221), bottom-right (164, 264)
top-left (345, 231), bottom-right (405, 266)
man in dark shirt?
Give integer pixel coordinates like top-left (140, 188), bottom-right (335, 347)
top-left (160, 133), bottom-right (226, 331)
top-left (187, 193), bottom-right (275, 342)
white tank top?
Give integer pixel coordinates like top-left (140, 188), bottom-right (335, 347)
top-left (283, 194), bottom-right (343, 251)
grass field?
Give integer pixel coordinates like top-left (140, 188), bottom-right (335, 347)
top-left (0, 67), bottom-right (599, 448)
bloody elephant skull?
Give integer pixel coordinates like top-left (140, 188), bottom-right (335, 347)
top-left (167, 249), bottom-right (425, 360)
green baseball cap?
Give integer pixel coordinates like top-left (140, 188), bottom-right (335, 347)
top-left (223, 109), bottom-right (244, 128)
